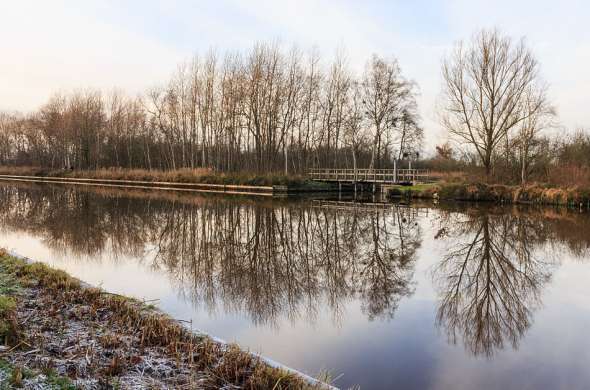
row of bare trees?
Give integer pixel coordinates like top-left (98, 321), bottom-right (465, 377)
top-left (0, 44), bottom-right (423, 173)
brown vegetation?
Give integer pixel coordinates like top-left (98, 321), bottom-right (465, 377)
top-left (390, 182), bottom-right (590, 208)
top-left (0, 166), bottom-right (316, 187)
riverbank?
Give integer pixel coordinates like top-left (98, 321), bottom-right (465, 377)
top-left (0, 167), bottom-right (333, 194)
top-left (0, 250), bottom-right (327, 389)
top-left (388, 182), bottom-right (590, 208)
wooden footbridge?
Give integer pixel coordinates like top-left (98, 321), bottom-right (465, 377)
top-left (308, 168), bottom-right (430, 185)
top-left (308, 168), bottom-right (431, 194)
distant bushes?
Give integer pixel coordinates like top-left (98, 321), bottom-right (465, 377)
top-left (418, 129), bottom-right (590, 189)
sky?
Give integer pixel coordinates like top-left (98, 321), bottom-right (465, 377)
top-left (1, 0), bottom-right (589, 150)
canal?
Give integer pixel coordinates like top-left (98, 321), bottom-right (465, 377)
top-left (1, 181), bottom-right (589, 389)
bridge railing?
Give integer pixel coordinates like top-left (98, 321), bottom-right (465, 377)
top-left (308, 168), bottom-right (430, 183)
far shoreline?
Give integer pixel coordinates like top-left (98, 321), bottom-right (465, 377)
top-left (0, 166), bottom-right (588, 209)
top-left (0, 166), bottom-right (337, 196)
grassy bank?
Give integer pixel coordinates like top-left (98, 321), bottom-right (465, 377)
top-left (0, 250), bottom-right (324, 389)
top-left (0, 166), bottom-right (334, 192)
top-left (388, 182), bottom-right (590, 207)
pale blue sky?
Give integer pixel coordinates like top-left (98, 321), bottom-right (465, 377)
top-left (1, 0), bottom-right (588, 147)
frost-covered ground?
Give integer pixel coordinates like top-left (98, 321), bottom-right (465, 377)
top-left (0, 251), bottom-right (323, 389)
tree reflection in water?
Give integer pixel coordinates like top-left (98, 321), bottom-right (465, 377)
top-left (433, 207), bottom-right (559, 357)
top-left (0, 184), bottom-right (421, 327)
top-left (5, 184), bottom-right (588, 349)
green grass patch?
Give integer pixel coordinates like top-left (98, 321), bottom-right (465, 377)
top-left (43, 367), bottom-right (77, 390)
top-left (0, 262), bottom-right (21, 297)
top-left (0, 258), bottom-right (19, 346)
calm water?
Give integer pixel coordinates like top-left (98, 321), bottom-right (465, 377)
top-left (1, 182), bottom-right (590, 389)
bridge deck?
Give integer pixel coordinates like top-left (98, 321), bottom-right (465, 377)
top-left (309, 168), bottom-right (430, 184)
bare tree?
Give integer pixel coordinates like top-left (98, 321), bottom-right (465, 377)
top-left (361, 55), bottom-right (416, 169)
top-left (513, 87), bottom-right (556, 184)
top-left (441, 29), bottom-right (548, 176)
top-left (322, 49), bottom-right (351, 168)
top-left (395, 104), bottom-right (424, 160)
top-left (342, 83), bottom-right (368, 177)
